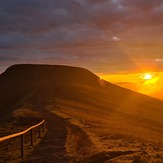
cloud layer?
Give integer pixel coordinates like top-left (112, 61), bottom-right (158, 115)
top-left (0, 0), bottom-right (163, 73)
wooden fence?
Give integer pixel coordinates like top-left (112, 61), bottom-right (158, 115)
top-left (0, 119), bottom-right (45, 157)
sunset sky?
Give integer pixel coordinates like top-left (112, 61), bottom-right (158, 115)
top-left (0, 0), bottom-right (163, 99)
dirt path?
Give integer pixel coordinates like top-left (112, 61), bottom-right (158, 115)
top-left (24, 108), bottom-right (139, 163)
top-left (25, 110), bottom-right (69, 163)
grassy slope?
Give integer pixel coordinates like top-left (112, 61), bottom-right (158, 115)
top-left (48, 85), bottom-right (163, 162)
top-left (0, 64), bottom-right (99, 122)
top-left (0, 64), bottom-right (163, 162)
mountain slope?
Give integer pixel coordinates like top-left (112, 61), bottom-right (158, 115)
top-left (0, 64), bottom-right (131, 115)
top-left (0, 64), bottom-right (163, 123)
top-left (0, 64), bottom-right (163, 162)
top-left (0, 64), bottom-right (101, 120)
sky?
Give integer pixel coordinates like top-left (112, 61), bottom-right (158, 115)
top-left (0, 0), bottom-right (163, 98)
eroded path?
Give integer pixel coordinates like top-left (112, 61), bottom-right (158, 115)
top-left (25, 108), bottom-right (139, 163)
top-left (26, 110), bottom-right (69, 163)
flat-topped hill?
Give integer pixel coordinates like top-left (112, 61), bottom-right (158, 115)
top-left (0, 64), bottom-right (163, 162)
top-left (0, 64), bottom-right (162, 120)
top-left (1, 64), bottom-right (100, 87)
top-left (0, 64), bottom-right (101, 119)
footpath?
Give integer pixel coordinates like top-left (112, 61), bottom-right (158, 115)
top-left (26, 110), bottom-right (69, 163)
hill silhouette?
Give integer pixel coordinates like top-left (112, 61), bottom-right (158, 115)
top-left (0, 64), bottom-right (101, 120)
top-left (0, 64), bottom-right (134, 120)
top-left (0, 64), bottom-right (163, 162)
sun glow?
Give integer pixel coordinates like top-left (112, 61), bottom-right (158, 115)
top-left (141, 73), bottom-right (153, 80)
top-left (98, 71), bottom-right (163, 99)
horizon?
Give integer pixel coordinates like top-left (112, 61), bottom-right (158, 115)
top-left (0, 63), bottom-right (163, 100)
top-left (0, 0), bottom-right (163, 99)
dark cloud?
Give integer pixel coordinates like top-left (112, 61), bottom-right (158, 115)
top-left (0, 0), bottom-right (163, 73)
top-left (0, 0), bottom-right (162, 39)
top-left (119, 0), bottom-right (163, 11)
top-left (0, 0), bottom-right (84, 35)
top-left (88, 0), bottom-right (109, 4)
top-left (0, 55), bottom-right (19, 62)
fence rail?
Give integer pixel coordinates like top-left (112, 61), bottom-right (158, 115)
top-left (0, 119), bottom-right (45, 157)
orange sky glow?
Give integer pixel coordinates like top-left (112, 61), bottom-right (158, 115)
top-left (98, 71), bottom-right (163, 100)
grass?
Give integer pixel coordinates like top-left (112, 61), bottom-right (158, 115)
top-left (48, 97), bottom-right (163, 162)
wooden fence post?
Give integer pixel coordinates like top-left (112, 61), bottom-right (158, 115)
top-left (42, 123), bottom-right (45, 132)
top-left (38, 126), bottom-right (41, 138)
top-left (30, 129), bottom-right (33, 146)
top-left (21, 135), bottom-right (24, 157)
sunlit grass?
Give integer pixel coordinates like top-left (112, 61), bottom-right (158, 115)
top-left (48, 97), bottom-right (163, 162)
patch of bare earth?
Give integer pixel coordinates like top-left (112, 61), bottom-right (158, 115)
top-left (25, 110), bottom-right (69, 163)
top-left (66, 123), bottom-right (97, 162)
top-left (66, 122), bottom-right (138, 163)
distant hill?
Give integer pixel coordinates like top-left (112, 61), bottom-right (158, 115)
top-left (0, 64), bottom-right (98, 121)
top-left (115, 81), bottom-right (163, 100)
top-left (0, 64), bottom-right (163, 122)
top-left (115, 82), bottom-right (138, 92)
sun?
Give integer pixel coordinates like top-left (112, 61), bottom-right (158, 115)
top-left (142, 73), bottom-right (153, 80)
top-left (138, 72), bottom-right (159, 95)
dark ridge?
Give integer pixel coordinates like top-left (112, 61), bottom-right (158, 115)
top-left (0, 64), bottom-right (101, 122)
top-left (0, 64), bottom-right (162, 123)
top-left (1, 64), bottom-right (100, 87)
